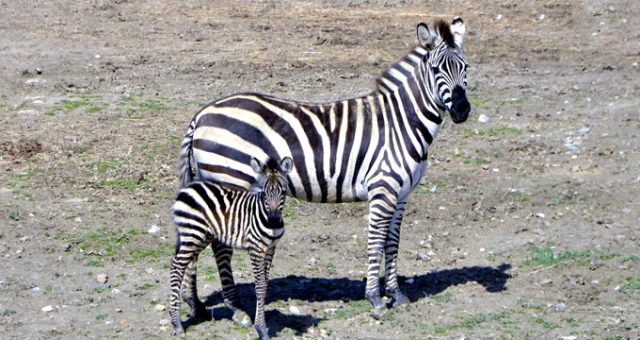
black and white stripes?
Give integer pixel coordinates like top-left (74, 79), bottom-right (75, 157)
top-left (178, 17), bottom-right (470, 318)
top-left (170, 157), bottom-right (292, 339)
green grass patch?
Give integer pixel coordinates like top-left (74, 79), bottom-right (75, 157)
top-left (457, 125), bottom-right (523, 138)
top-left (127, 243), bottom-right (174, 264)
top-left (618, 276), bottom-right (640, 297)
top-left (55, 226), bottom-right (142, 258)
top-left (431, 291), bottom-right (452, 303)
top-left (522, 243), bottom-right (618, 270)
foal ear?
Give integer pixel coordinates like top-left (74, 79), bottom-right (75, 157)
top-left (417, 22), bottom-right (435, 49)
top-left (451, 17), bottom-right (465, 47)
top-left (280, 156), bottom-right (293, 175)
top-left (250, 157), bottom-right (267, 175)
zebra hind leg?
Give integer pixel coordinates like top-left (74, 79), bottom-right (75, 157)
top-left (384, 200), bottom-right (410, 308)
top-left (182, 260), bottom-right (209, 319)
top-left (212, 241), bottom-right (252, 327)
top-left (170, 254), bottom-right (193, 335)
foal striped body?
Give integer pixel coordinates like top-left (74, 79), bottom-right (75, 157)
top-left (170, 157), bottom-right (292, 339)
top-left (179, 18), bottom-right (470, 317)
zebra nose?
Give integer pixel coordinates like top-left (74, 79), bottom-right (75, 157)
top-left (450, 86), bottom-right (470, 124)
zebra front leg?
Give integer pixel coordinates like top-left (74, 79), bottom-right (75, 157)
top-left (250, 249), bottom-right (270, 340)
top-left (384, 200), bottom-right (410, 308)
top-left (181, 260), bottom-right (208, 319)
top-left (365, 192), bottom-right (397, 320)
top-left (212, 241), bottom-right (252, 327)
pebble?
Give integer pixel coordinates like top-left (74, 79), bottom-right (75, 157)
top-left (429, 185), bottom-right (437, 193)
top-left (478, 114), bottom-right (490, 123)
top-left (96, 274), bottom-right (108, 284)
top-left (32, 287), bottom-right (42, 292)
top-left (154, 304), bottom-right (166, 312)
top-left (148, 224), bottom-right (160, 233)
top-left (307, 258), bottom-right (317, 266)
top-left (289, 305), bottom-right (301, 315)
top-left (406, 278), bottom-right (414, 284)
top-left (41, 305), bottom-right (55, 312)
top-left (535, 213), bottom-right (545, 219)
top-left (18, 236), bottom-right (31, 243)
top-left (18, 109), bottom-right (39, 115)
top-left (159, 319), bottom-right (170, 325)
top-left (556, 303), bottom-right (566, 309)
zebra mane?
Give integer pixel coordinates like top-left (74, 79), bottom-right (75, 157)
top-left (433, 19), bottom-right (455, 47)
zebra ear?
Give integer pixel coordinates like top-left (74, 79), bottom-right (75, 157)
top-left (451, 17), bottom-right (465, 47)
top-left (250, 157), bottom-right (267, 175)
top-left (417, 22), bottom-right (435, 49)
top-left (280, 157), bottom-right (293, 175)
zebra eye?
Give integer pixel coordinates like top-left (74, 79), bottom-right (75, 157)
top-left (431, 66), bottom-right (439, 74)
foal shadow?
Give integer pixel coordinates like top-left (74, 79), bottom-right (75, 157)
top-left (186, 263), bottom-right (512, 337)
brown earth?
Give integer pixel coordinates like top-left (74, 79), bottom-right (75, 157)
top-left (1, 0), bottom-right (639, 339)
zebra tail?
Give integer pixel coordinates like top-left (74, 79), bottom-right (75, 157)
top-left (178, 119), bottom-right (196, 188)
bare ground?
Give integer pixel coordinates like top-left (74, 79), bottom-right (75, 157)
top-left (0, 0), bottom-right (639, 339)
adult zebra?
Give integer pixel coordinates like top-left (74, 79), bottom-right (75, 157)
top-left (179, 17), bottom-right (470, 318)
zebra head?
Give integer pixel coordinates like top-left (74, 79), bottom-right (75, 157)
top-left (417, 17), bottom-right (470, 124)
top-left (250, 156), bottom-right (293, 229)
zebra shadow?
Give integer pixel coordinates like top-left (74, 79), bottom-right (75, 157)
top-left (189, 263), bottom-right (511, 337)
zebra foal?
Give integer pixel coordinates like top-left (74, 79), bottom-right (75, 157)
top-left (169, 156), bottom-right (293, 340)
top-left (180, 17), bottom-right (470, 319)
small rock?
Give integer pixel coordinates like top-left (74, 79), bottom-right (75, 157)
top-left (18, 109), bottom-right (39, 115)
top-left (159, 319), bottom-right (170, 325)
top-left (18, 236), bottom-right (31, 243)
top-left (120, 319), bottom-right (128, 327)
top-left (32, 287), bottom-right (42, 292)
top-left (41, 305), bottom-right (55, 312)
top-left (535, 213), bottom-right (545, 219)
top-left (307, 258), bottom-right (317, 266)
top-left (578, 127), bottom-right (591, 134)
top-left (478, 114), bottom-right (490, 123)
top-left (96, 274), bottom-right (108, 284)
top-left (148, 224), bottom-right (160, 233)
top-left (429, 185), bottom-right (437, 193)
top-left (406, 278), bottom-right (414, 284)
top-left (289, 306), bottom-right (301, 315)
top-left (560, 336), bottom-right (577, 340)
top-left (556, 303), bottom-right (566, 309)
top-left (154, 304), bottom-right (166, 312)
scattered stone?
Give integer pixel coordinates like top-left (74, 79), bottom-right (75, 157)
top-left (96, 274), bottom-right (108, 284)
top-left (120, 319), bottom-right (128, 327)
top-left (478, 114), bottom-right (490, 123)
top-left (406, 278), bottom-right (414, 284)
top-left (535, 213), bottom-right (545, 219)
top-left (148, 224), bottom-right (160, 233)
top-left (154, 304), bottom-right (166, 312)
top-left (289, 305), bottom-right (301, 315)
top-left (41, 305), bottom-right (55, 312)
top-left (18, 109), bottom-right (39, 115)
top-left (18, 236), bottom-right (31, 243)
top-left (32, 287), bottom-right (42, 292)
top-left (429, 185), bottom-right (437, 193)
top-left (560, 336), bottom-right (577, 340)
top-left (556, 303), bottom-right (566, 309)
top-left (578, 127), bottom-right (591, 134)
top-left (159, 319), bottom-right (170, 325)
top-left (307, 258), bottom-right (317, 266)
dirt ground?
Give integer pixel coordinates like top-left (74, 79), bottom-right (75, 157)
top-left (1, 0), bottom-right (639, 339)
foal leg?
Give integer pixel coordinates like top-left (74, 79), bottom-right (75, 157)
top-left (181, 259), bottom-right (208, 319)
top-left (250, 249), bottom-right (270, 340)
top-left (212, 240), bottom-right (252, 327)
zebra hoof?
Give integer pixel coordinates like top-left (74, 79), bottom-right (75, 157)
top-left (256, 326), bottom-right (270, 340)
top-left (390, 291), bottom-right (410, 308)
top-left (172, 321), bottom-right (185, 336)
top-left (370, 306), bottom-right (388, 320)
top-left (232, 310), bottom-right (253, 328)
